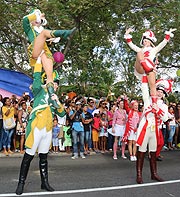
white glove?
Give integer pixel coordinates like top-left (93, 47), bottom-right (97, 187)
top-left (165, 28), bottom-right (177, 38)
top-left (124, 27), bottom-right (133, 39)
top-left (46, 37), bottom-right (61, 43)
top-left (34, 9), bottom-right (41, 23)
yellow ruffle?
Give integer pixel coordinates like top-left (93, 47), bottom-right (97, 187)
top-left (28, 42), bottom-right (53, 67)
top-left (25, 106), bottom-right (53, 149)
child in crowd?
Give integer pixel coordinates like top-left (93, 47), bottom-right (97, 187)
top-left (52, 119), bottom-right (60, 153)
top-left (99, 113), bottom-right (108, 153)
top-left (92, 113), bottom-right (101, 153)
top-left (63, 119), bottom-right (72, 154)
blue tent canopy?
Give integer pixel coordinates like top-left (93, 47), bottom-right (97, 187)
top-left (0, 68), bottom-right (33, 98)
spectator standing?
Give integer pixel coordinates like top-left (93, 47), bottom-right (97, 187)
top-left (107, 104), bottom-right (116, 151)
top-left (11, 100), bottom-right (18, 152)
top-left (92, 113), bottom-right (101, 153)
top-left (87, 98), bottom-right (96, 151)
top-left (123, 99), bottom-right (142, 161)
top-left (16, 101), bottom-right (29, 154)
top-left (174, 102), bottom-right (180, 148)
top-left (0, 94), bottom-right (3, 150)
top-left (82, 104), bottom-right (93, 155)
top-left (69, 101), bottom-right (85, 159)
top-left (2, 97), bottom-right (16, 156)
top-left (99, 113), bottom-right (108, 153)
top-left (111, 100), bottom-right (127, 160)
top-left (52, 119), bottom-right (60, 153)
top-left (167, 106), bottom-right (176, 150)
top-left (63, 118), bottom-right (72, 154)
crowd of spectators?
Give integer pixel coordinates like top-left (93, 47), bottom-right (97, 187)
top-left (0, 92), bottom-right (180, 161)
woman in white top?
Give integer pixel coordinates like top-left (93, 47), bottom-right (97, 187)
top-left (167, 106), bottom-right (176, 150)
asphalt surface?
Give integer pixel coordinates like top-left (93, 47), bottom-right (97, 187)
top-left (0, 150), bottom-right (180, 197)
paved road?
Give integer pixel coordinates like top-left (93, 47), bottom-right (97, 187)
top-left (0, 150), bottom-right (180, 197)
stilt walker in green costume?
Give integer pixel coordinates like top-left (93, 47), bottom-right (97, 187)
top-left (15, 55), bottom-right (66, 195)
top-left (23, 8), bottom-right (76, 108)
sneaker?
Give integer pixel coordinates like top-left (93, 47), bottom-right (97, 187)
top-left (121, 155), bottom-right (127, 159)
top-left (80, 155), bottom-right (86, 159)
top-left (113, 155), bottom-right (118, 160)
top-left (163, 146), bottom-right (168, 150)
top-left (130, 156), bottom-right (134, 161)
top-left (133, 156), bottom-right (137, 161)
top-left (71, 155), bottom-right (78, 159)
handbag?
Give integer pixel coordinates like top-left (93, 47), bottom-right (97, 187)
top-left (3, 117), bottom-right (16, 130)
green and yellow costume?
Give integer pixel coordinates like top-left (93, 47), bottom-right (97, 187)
top-left (25, 62), bottom-right (65, 149)
top-left (23, 12), bottom-right (53, 67)
top-left (23, 10), bottom-right (76, 67)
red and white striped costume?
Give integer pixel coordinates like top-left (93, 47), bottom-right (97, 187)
top-left (136, 81), bottom-right (169, 152)
top-left (124, 30), bottom-right (173, 80)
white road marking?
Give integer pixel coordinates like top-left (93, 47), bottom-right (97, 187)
top-left (1, 179), bottom-right (180, 196)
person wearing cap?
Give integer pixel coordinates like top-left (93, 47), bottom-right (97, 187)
top-left (15, 56), bottom-right (66, 195)
top-left (124, 27), bottom-right (176, 112)
top-left (23, 8), bottom-right (76, 108)
top-left (135, 78), bottom-right (171, 184)
top-left (69, 101), bottom-right (85, 159)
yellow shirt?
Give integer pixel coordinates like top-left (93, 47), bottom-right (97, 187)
top-left (2, 106), bottom-right (15, 120)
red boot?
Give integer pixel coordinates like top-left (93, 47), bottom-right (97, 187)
top-left (136, 151), bottom-right (145, 184)
top-left (149, 152), bottom-right (164, 182)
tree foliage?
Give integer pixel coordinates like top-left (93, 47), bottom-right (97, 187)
top-left (0, 0), bottom-right (179, 98)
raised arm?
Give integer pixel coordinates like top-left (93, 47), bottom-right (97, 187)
top-left (23, 9), bottom-right (42, 43)
top-left (124, 28), bottom-right (141, 53)
top-left (154, 28), bottom-right (176, 54)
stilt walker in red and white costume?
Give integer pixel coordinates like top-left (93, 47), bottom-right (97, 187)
top-left (135, 77), bottom-right (173, 184)
top-left (124, 27), bottom-right (176, 112)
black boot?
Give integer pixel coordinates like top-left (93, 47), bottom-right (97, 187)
top-left (46, 82), bottom-right (60, 109)
top-left (149, 152), bottom-right (164, 182)
top-left (39, 153), bottom-right (54, 192)
top-left (136, 151), bottom-right (145, 184)
top-left (15, 153), bottom-right (34, 195)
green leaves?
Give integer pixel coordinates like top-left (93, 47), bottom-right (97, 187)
top-left (0, 0), bottom-right (179, 98)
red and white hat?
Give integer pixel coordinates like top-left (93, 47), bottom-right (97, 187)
top-left (140, 30), bottom-right (157, 46)
top-left (156, 79), bottom-right (173, 97)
